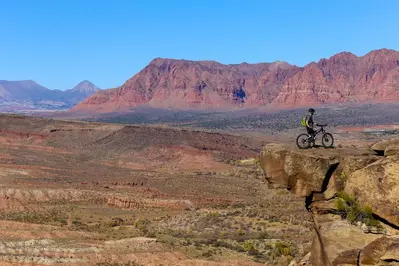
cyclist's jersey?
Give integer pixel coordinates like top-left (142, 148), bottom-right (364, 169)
top-left (306, 115), bottom-right (314, 128)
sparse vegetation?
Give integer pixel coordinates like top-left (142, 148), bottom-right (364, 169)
top-left (336, 171), bottom-right (348, 191)
top-left (152, 205), bottom-right (311, 264)
top-left (87, 104), bottom-right (399, 134)
top-left (243, 240), bottom-right (257, 254)
top-left (95, 262), bottom-right (144, 266)
top-left (4, 113), bottom-right (382, 265)
top-left (274, 241), bottom-right (293, 256)
top-left (335, 192), bottom-right (381, 227)
top-left (134, 218), bottom-right (151, 230)
top-left (0, 208), bottom-right (69, 225)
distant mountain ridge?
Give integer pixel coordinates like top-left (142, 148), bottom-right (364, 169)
top-left (0, 80), bottom-right (61, 102)
top-left (62, 80), bottom-right (100, 106)
top-left (68, 80), bottom-right (99, 93)
top-left (0, 80), bottom-right (100, 113)
top-left (73, 48), bottom-right (399, 113)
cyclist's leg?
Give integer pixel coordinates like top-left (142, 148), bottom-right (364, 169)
top-left (306, 127), bottom-right (315, 139)
top-left (312, 128), bottom-right (317, 139)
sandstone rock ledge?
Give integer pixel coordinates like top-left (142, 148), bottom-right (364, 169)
top-left (259, 140), bottom-right (399, 266)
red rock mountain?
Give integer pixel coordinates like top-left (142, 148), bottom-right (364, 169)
top-left (275, 49), bottom-right (399, 104)
top-left (73, 49), bottom-right (399, 112)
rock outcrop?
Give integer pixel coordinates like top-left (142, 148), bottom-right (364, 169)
top-left (73, 48), bottom-right (399, 112)
top-left (107, 195), bottom-right (193, 211)
top-left (345, 155), bottom-right (399, 227)
top-left (259, 144), bottom-right (379, 199)
top-left (259, 141), bottom-right (399, 266)
top-left (371, 137), bottom-right (399, 156)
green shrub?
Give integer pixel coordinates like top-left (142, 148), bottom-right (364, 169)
top-left (243, 240), bottom-right (255, 252)
top-left (206, 212), bottom-right (220, 217)
top-left (134, 218), bottom-right (150, 230)
top-left (220, 230), bottom-right (228, 238)
top-left (335, 193), bottom-right (380, 227)
top-left (364, 205), bottom-right (373, 217)
top-left (337, 192), bottom-right (355, 206)
top-left (236, 228), bottom-right (245, 236)
top-left (256, 231), bottom-right (268, 239)
top-left (346, 210), bottom-right (357, 223)
top-left (336, 172), bottom-right (348, 191)
top-left (339, 172), bottom-right (347, 181)
top-left (335, 198), bottom-right (348, 214)
top-left (364, 218), bottom-right (380, 227)
top-left (274, 241), bottom-right (292, 256)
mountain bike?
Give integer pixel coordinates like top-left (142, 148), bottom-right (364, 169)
top-left (296, 124), bottom-right (334, 149)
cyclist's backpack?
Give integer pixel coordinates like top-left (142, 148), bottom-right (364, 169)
top-left (301, 116), bottom-right (307, 127)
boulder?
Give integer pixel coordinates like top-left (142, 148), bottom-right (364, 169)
top-left (371, 138), bottom-right (399, 155)
top-left (284, 151), bottom-right (338, 197)
top-left (380, 242), bottom-right (399, 262)
top-left (385, 145), bottom-right (399, 156)
top-left (339, 155), bottom-right (380, 176)
top-left (359, 236), bottom-right (399, 265)
top-left (259, 144), bottom-right (339, 197)
top-left (259, 144), bottom-right (378, 199)
top-left (323, 155), bottom-right (379, 199)
top-left (311, 214), bottom-right (381, 266)
top-left (345, 155), bottom-right (399, 227)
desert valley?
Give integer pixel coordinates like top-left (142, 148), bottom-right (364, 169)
top-left (1, 48), bottom-right (399, 266)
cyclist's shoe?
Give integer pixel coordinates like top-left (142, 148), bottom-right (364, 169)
top-left (307, 136), bottom-right (316, 145)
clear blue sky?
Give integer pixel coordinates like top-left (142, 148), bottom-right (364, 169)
top-left (1, 0), bottom-right (398, 91)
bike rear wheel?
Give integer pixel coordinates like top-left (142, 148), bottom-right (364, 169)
top-left (322, 133), bottom-right (334, 148)
top-left (296, 133), bottom-right (311, 149)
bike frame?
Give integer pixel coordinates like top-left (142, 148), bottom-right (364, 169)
top-left (311, 125), bottom-right (326, 137)
top-left (315, 127), bottom-right (324, 135)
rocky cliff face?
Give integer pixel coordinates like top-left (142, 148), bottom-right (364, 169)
top-left (73, 59), bottom-right (299, 112)
top-left (259, 140), bottom-right (399, 265)
top-left (274, 49), bottom-right (399, 104)
top-left (107, 195), bottom-right (192, 211)
top-left (73, 48), bottom-right (399, 112)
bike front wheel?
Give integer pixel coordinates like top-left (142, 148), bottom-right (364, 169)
top-left (296, 133), bottom-right (311, 149)
top-left (322, 133), bottom-right (334, 148)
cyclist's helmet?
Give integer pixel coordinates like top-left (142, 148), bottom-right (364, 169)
top-left (308, 108), bottom-right (315, 113)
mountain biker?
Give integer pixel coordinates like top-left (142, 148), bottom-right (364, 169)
top-left (305, 108), bottom-right (316, 141)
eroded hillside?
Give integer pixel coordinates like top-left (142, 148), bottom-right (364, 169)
top-left (0, 114), bottom-right (313, 266)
